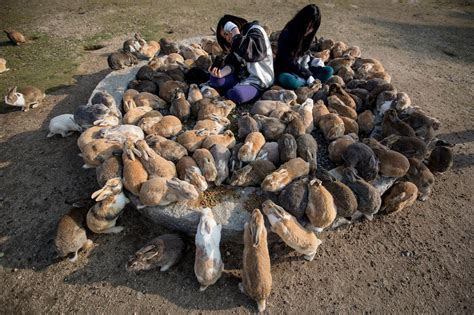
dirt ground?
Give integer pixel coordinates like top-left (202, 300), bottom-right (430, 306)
top-left (0, 0), bottom-right (473, 313)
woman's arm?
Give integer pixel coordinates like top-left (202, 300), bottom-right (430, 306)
top-left (276, 30), bottom-right (313, 79)
top-left (230, 27), bottom-right (268, 63)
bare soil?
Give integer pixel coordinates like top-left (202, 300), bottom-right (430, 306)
top-left (0, 0), bottom-right (473, 313)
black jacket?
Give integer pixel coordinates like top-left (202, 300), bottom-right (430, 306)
top-left (274, 29), bottom-right (313, 79)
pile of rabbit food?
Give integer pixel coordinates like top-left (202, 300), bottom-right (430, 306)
top-left (51, 33), bottom-right (454, 311)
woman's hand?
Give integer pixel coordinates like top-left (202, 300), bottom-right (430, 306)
top-left (209, 65), bottom-right (232, 78)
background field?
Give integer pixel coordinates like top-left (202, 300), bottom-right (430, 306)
top-left (0, 0), bottom-right (473, 313)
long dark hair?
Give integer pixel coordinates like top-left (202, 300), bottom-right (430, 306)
top-left (216, 14), bottom-right (248, 53)
top-left (282, 4), bottom-right (321, 57)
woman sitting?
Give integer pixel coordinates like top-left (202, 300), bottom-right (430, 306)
top-left (274, 4), bottom-right (334, 89)
top-left (209, 15), bottom-right (274, 104)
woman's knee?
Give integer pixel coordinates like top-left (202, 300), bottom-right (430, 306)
top-left (278, 73), bottom-right (306, 90)
top-left (226, 85), bottom-right (259, 104)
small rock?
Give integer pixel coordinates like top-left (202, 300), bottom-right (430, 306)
top-left (137, 292), bottom-right (144, 299)
top-left (0, 252), bottom-right (4, 258)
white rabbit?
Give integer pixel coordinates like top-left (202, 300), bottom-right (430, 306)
top-left (47, 114), bottom-right (83, 138)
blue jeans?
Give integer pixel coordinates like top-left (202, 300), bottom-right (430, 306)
top-left (278, 66), bottom-right (334, 89)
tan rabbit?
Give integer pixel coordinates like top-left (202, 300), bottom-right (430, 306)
top-left (328, 95), bottom-right (357, 120)
top-left (194, 115), bottom-right (230, 135)
top-left (306, 178), bottom-right (337, 232)
top-left (363, 138), bottom-right (410, 178)
top-left (319, 113), bottom-right (345, 141)
top-left (87, 178), bottom-right (130, 234)
top-left (0, 57), bottom-right (9, 73)
top-left (261, 89), bottom-right (297, 105)
top-left (241, 209), bottom-right (272, 313)
top-left (122, 89), bottom-right (139, 113)
top-left (159, 80), bottom-right (188, 103)
top-left (343, 46), bottom-right (361, 58)
top-left (134, 139), bottom-right (176, 178)
top-left (327, 56), bottom-right (355, 73)
top-left (96, 156), bottom-right (123, 187)
top-left (341, 116), bottom-right (359, 135)
top-left (263, 200), bottom-right (322, 261)
top-left (262, 158), bottom-right (310, 192)
top-left (329, 84), bottom-right (356, 109)
top-left (123, 106), bottom-right (153, 125)
top-left (338, 66), bottom-right (355, 83)
top-left (187, 83), bottom-right (203, 104)
top-left (126, 234), bottom-right (185, 272)
top-left (4, 30), bottom-right (26, 45)
top-left (138, 113), bottom-right (163, 135)
top-left (237, 113), bottom-right (260, 139)
top-left (176, 156), bottom-right (208, 192)
top-left (201, 130), bottom-right (236, 150)
top-left (193, 148), bottom-right (218, 182)
top-left (312, 49), bottom-right (330, 62)
top-left (295, 98), bottom-right (314, 133)
top-left (149, 115), bottom-right (183, 138)
top-left (282, 111), bottom-right (306, 137)
top-left (404, 158), bottom-right (435, 201)
top-left (312, 100), bottom-right (330, 125)
top-left (180, 44), bottom-right (208, 60)
top-left (295, 80), bottom-right (321, 104)
top-left (176, 129), bottom-right (210, 152)
top-left (194, 208), bottom-right (224, 291)
top-left (146, 134), bottom-right (187, 163)
top-left (201, 86), bottom-right (220, 98)
top-left (77, 126), bottom-right (104, 151)
top-left (328, 134), bottom-right (357, 165)
top-left (80, 139), bottom-right (123, 169)
top-left (254, 114), bottom-right (287, 141)
top-left (55, 207), bottom-right (93, 262)
top-left (381, 181), bottom-right (418, 214)
top-left (331, 41), bottom-right (348, 58)
top-left (134, 92), bottom-right (167, 110)
top-left (201, 38), bottom-right (223, 55)
top-left (319, 37), bottom-right (335, 51)
top-left (197, 100), bottom-right (235, 120)
top-left (357, 110), bottom-right (375, 135)
top-left (238, 132), bottom-right (266, 162)
top-left (139, 177), bottom-right (199, 207)
top-left (5, 86), bottom-right (45, 111)
top-left (122, 138), bottom-right (148, 196)
top-left (250, 100), bottom-right (290, 117)
top-left (170, 89), bottom-right (191, 122)
top-left (140, 40), bottom-right (161, 59)
top-left (229, 160), bottom-right (276, 187)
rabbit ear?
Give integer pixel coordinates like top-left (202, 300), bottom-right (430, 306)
top-left (136, 244), bottom-right (156, 255)
top-left (132, 148), bottom-right (142, 159)
top-left (368, 155), bottom-right (379, 169)
top-left (91, 186), bottom-right (104, 200)
top-left (200, 218), bottom-right (212, 235)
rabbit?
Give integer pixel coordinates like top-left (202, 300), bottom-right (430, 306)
top-left (47, 114), bottom-right (83, 137)
top-left (194, 208), bottom-right (224, 291)
top-left (326, 75), bottom-right (346, 87)
top-left (318, 169), bottom-right (358, 218)
top-left (312, 49), bottom-right (331, 62)
top-left (278, 177), bottom-right (309, 219)
top-left (197, 100), bottom-right (235, 120)
top-left (328, 56), bottom-right (355, 73)
top-left (357, 110), bottom-right (375, 135)
top-left (329, 84), bottom-right (356, 109)
top-left (193, 148), bottom-right (218, 182)
top-left (123, 106), bottom-right (153, 125)
top-left (305, 178), bottom-right (337, 232)
top-left (138, 114), bottom-right (164, 135)
top-left (4, 30), bottom-right (26, 45)
top-left (312, 84), bottom-right (330, 104)
top-left (201, 130), bottom-right (236, 150)
top-left (80, 139), bottom-right (123, 168)
top-left (328, 95), bottom-right (357, 120)
top-left (328, 134), bottom-right (357, 165)
top-left (341, 167), bottom-right (381, 220)
top-left (75, 104), bottom-right (119, 128)
top-left (90, 90), bottom-right (121, 114)
top-left (86, 178), bottom-right (130, 234)
top-left (240, 209), bottom-right (272, 313)
top-left (229, 143), bottom-right (244, 173)
top-left (187, 83), bottom-right (203, 105)
top-left (342, 142), bottom-right (379, 181)
top-left (318, 37), bottom-right (335, 51)
top-left (400, 107), bottom-right (438, 142)
top-left (343, 45), bottom-right (361, 58)
top-left (261, 89), bottom-right (297, 105)
top-left (194, 115), bottom-right (231, 135)
top-left (256, 142), bottom-right (280, 166)
top-left (296, 134), bottom-right (318, 172)
top-left (238, 132), bottom-right (265, 162)
top-left (134, 92), bottom-right (167, 110)
top-left (250, 100), bottom-right (290, 117)
top-left (0, 57), bottom-right (9, 73)
top-left (195, 55), bottom-right (212, 72)
top-left (149, 115), bottom-right (183, 138)
top-left (375, 90), bottom-right (397, 116)
top-left (201, 38), bottom-right (223, 55)
top-left (382, 109), bottom-right (416, 138)
top-left (282, 111), bottom-right (308, 137)
top-left (134, 139), bottom-right (177, 178)
top-left (122, 138), bottom-right (148, 196)
top-left (295, 98), bottom-right (314, 133)
top-left (380, 181), bottom-right (418, 215)
top-left (96, 156), bottom-right (123, 187)
top-left (123, 36), bottom-right (142, 54)
top-left (97, 124), bottom-right (145, 144)
top-left (146, 134), bottom-right (187, 162)
top-left (180, 44), bottom-right (208, 60)
top-left (312, 100), bottom-right (330, 125)
top-left (77, 126), bottom-right (104, 151)
top-left (331, 41), bottom-right (348, 58)
top-left (229, 160), bottom-right (276, 187)
top-left (201, 86), bottom-right (220, 98)
top-left (126, 234), bottom-right (185, 272)
top-left (278, 133), bottom-right (297, 163)
top-left (404, 158), bottom-right (435, 201)
top-left (341, 116), bottom-right (359, 134)
top-left (295, 80), bottom-right (322, 104)
top-left (165, 52), bottom-right (185, 65)
top-left (107, 50), bottom-right (138, 70)
top-left (237, 113), bottom-right (260, 139)
top-left (5, 86), bottom-right (45, 111)
top-left (159, 38), bottom-right (179, 54)
top-left (140, 40), bottom-right (161, 59)
top-left (122, 89), bottom-right (139, 112)
top-left (176, 156), bottom-right (208, 192)
top-left (55, 207), bottom-right (93, 262)
top-left (170, 89), bottom-right (191, 122)
top-left (158, 80), bottom-right (188, 103)
top-left (381, 135), bottom-right (428, 160)
top-left (426, 140), bottom-right (454, 173)
top-left (262, 200), bottom-right (322, 261)
top-left (262, 158), bottom-right (310, 192)
top-left (139, 177), bottom-right (199, 207)
top-left (319, 113), bottom-right (345, 141)
top-left (363, 138), bottom-right (410, 178)
top-left (176, 129), bottom-right (210, 152)
top-left (210, 144), bottom-right (231, 186)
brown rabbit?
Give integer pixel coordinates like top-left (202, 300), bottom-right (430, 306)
top-left (237, 113), bottom-right (260, 139)
top-left (306, 179), bottom-right (337, 232)
top-left (330, 84), bottom-right (356, 109)
top-left (139, 177), bottom-right (199, 207)
top-left (253, 114), bottom-right (287, 141)
top-left (134, 139), bottom-right (177, 178)
top-left (170, 89), bottom-right (191, 122)
top-left (327, 95), bottom-right (357, 120)
top-left (263, 200), bottom-right (322, 261)
top-left (123, 106), bottom-right (153, 125)
top-left (261, 158), bottom-right (310, 192)
top-left (357, 110), bottom-right (375, 135)
top-left (77, 126), bottom-right (104, 151)
top-left (296, 134), bottom-right (318, 172)
top-left (122, 138), bottom-right (148, 196)
top-left (193, 148), bottom-right (218, 182)
top-left (241, 209), bottom-right (272, 313)
top-left (107, 50), bottom-right (138, 70)
top-left (312, 100), bottom-right (330, 125)
top-left (96, 156), bottom-right (123, 187)
top-left (341, 116), bottom-right (359, 135)
top-left (404, 158), bottom-right (435, 201)
top-left (122, 89), bottom-right (139, 113)
top-left (126, 234), bottom-right (185, 272)
top-left (176, 156), bottom-right (208, 192)
top-left (194, 115), bottom-right (231, 135)
top-left (4, 30), bottom-right (26, 45)
top-left (80, 139), bottom-right (123, 169)
top-left (134, 92), bottom-right (167, 110)
top-left (363, 138), bottom-right (410, 178)
top-left (5, 86), bottom-right (45, 111)
top-left (319, 113), bottom-right (345, 141)
top-left (176, 129), bottom-right (210, 152)
top-left (201, 130), bottom-right (236, 150)
top-left (256, 142), bottom-right (280, 166)
top-left (328, 134), bottom-right (357, 165)
top-left (149, 115), bottom-right (183, 138)
top-left (238, 132), bottom-right (266, 162)
top-left (282, 110), bottom-right (307, 137)
top-left (381, 181), bottom-right (418, 214)
top-left (230, 160), bottom-right (276, 187)
top-left (382, 109), bottom-right (416, 138)
top-left (0, 57), bottom-right (10, 73)
top-left (55, 207), bottom-right (93, 262)
top-left (146, 134), bottom-right (187, 163)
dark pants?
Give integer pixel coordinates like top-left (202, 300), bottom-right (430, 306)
top-left (209, 74), bottom-right (260, 104)
top-left (278, 66), bottom-right (334, 89)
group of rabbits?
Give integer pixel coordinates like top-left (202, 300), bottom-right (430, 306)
top-left (50, 33), bottom-right (454, 312)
